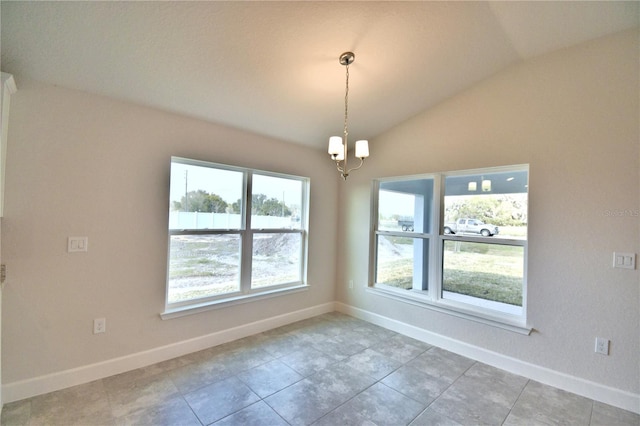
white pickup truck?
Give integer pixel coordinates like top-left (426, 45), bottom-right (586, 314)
top-left (444, 218), bottom-right (499, 237)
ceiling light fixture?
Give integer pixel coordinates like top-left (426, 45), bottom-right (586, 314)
top-left (328, 52), bottom-right (369, 181)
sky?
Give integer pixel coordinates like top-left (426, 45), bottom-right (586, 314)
top-left (170, 161), bottom-right (302, 208)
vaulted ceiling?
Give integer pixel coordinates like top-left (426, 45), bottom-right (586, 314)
top-left (2, 1), bottom-right (638, 149)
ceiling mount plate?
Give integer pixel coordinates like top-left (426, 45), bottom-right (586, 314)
top-left (339, 52), bottom-right (355, 66)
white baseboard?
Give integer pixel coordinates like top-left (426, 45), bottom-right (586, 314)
top-left (2, 302), bottom-right (336, 404)
top-left (335, 302), bottom-right (640, 415)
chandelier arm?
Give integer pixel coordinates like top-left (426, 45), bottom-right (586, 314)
top-left (344, 157), bottom-right (365, 176)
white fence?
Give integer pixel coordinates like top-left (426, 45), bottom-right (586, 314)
top-left (169, 211), bottom-right (295, 230)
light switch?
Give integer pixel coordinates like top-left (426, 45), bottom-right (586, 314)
top-left (68, 237), bottom-right (88, 253)
top-left (613, 252), bottom-right (635, 270)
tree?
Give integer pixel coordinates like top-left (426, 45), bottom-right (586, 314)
top-left (230, 199), bottom-right (241, 214)
top-left (228, 194), bottom-right (291, 216)
top-left (252, 194), bottom-right (291, 216)
top-left (445, 195), bottom-right (527, 226)
top-left (173, 190), bottom-right (228, 213)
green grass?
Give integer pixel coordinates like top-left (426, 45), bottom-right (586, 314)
top-left (377, 240), bottom-right (523, 306)
top-left (376, 259), bottom-right (414, 289)
top-left (442, 269), bottom-right (522, 306)
top-left (442, 241), bottom-right (523, 306)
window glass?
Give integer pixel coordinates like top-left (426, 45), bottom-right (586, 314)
top-left (442, 240), bottom-right (524, 315)
top-left (251, 233), bottom-right (302, 288)
top-left (169, 162), bottom-right (244, 230)
top-left (168, 234), bottom-right (241, 303)
top-left (441, 168), bottom-right (528, 315)
top-left (375, 235), bottom-right (429, 291)
top-left (378, 179), bottom-right (433, 233)
top-left (251, 174), bottom-right (303, 230)
top-left (444, 170), bottom-right (528, 239)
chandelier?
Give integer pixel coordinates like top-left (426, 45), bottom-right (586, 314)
top-left (327, 52), bottom-right (369, 180)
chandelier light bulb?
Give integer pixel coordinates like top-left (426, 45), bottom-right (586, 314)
top-left (328, 136), bottom-right (343, 157)
top-left (355, 140), bottom-right (369, 159)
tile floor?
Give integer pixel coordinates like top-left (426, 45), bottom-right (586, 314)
top-left (2, 312), bottom-right (639, 426)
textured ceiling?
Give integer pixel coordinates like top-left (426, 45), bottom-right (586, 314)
top-left (2, 1), bottom-right (638, 149)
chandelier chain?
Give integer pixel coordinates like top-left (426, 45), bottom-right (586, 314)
top-left (343, 63), bottom-right (349, 142)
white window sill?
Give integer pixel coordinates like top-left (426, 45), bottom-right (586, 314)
top-left (367, 286), bottom-right (532, 335)
top-left (161, 284), bottom-right (309, 320)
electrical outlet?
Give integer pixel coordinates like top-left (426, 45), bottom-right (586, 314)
top-left (349, 280), bottom-right (354, 289)
top-left (595, 337), bottom-right (609, 355)
top-left (93, 318), bottom-right (106, 334)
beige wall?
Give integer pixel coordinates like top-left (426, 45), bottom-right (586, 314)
top-left (337, 30), bottom-right (639, 394)
top-left (1, 80), bottom-right (339, 384)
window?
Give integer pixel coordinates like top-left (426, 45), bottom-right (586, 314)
top-left (165, 157), bottom-right (309, 315)
top-left (375, 178), bottom-right (434, 292)
top-left (372, 165), bottom-right (529, 332)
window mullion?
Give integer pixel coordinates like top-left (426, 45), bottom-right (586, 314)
top-left (431, 174), bottom-right (443, 302)
top-left (241, 171), bottom-right (253, 294)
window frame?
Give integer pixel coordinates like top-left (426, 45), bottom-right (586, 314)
top-left (369, 165), bottom-right (530, 334)
top-left (162, 157), bottom-right (310, 319)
